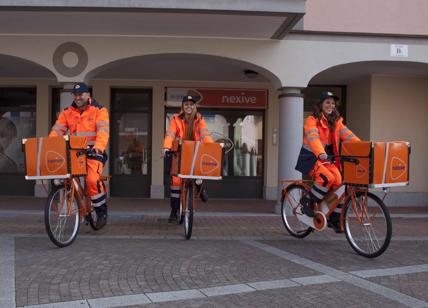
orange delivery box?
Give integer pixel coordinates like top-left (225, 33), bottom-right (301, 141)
top-left (170, 140), bottom-right (223, 179)
top-left (23, 136), bottom-right (88, 180)
top-left (340, 141), bottom-right (410, 188)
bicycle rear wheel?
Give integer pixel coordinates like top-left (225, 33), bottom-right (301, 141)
top-left (281, 183), bottom-right (313, 238)
top-left (184, 183), bottom-right (194, 240)
top-left (45, 184), bottom-right (80, 248)
top-left (344, 191), bottom-right (392, 258)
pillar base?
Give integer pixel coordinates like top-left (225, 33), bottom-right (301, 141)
top-left (34, 182), bottom-right (49, 197)
top-left (150, 185), bottom-right (164, 199)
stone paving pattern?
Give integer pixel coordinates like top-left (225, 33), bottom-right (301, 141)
top-left (124, 282), bottom-right (402, 308)
top-left (15, 238), bottom-right (317, 306)
top-left (264, 240), bottom-right (428, 272)
top-left (1, 212), bottom-right (428, 240)
top-left (369, 272), bottom-right (428, 302)
top-left (1, 197), bottom-right (427, 307)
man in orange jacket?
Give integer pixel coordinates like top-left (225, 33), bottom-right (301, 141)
top-left (162, 95), bottom-right (214, 222)
top-left (50, 83), bottom-right (110, 228)
top-left (295, 91), bottom-right (360, 232)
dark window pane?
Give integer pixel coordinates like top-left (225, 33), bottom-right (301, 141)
top-left (0, 88), bottom-right (36, 174)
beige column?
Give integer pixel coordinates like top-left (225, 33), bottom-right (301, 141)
top-left (151, 83), bottom-right (165, 198)
top-left (264, 87), bottom-right (279, 200)
top-left (276, 87), bottom-right (304, 213)
top-left (34, 81), bottom-right (52, 197)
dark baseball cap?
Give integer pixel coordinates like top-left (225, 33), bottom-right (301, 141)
top-left (71, 83), bottom-right (90, 94)
top-left (319, 91), bottom-right (339, 102)
top-left (182, 95), bottom-right (197, 103)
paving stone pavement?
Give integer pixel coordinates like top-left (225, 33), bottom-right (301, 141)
top-left (369, 272), bottom-right (428, 302)
top-left (123, 282), bottom-right (403, 308)
top-left (1, 211), bottom-right (428, 240)
top-left (263, 240), bottom-right (428, 272)
top-left (15, 238), bottom-right (317, 307)
top-left (0, 203), bottom-right (427, 308)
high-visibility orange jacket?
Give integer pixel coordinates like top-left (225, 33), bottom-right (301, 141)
top-left (163, 112), bottom-right (213, 149)
top-left (296, 114), bottom-right (360, 174)
top-left (49, 99), bottom-right (109, 152)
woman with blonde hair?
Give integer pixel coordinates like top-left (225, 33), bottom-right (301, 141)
top-left (162, 95), bottom-right (214, 222)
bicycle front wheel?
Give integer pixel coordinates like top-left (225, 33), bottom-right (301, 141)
top-left (281, 184), bottom-right (313, 238)
top-left (184, 184), bottom-right (194, 240)
top-left (45, 184), bottom-right (80, 248)
top-left (344, 191), bottom-right (392, 258)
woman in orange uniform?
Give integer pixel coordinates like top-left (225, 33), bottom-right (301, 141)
top-left (295, 91), bottom-right (360, 232)
top-left (162, 95), bottom-right (214, 222)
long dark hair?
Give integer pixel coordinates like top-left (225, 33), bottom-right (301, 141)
top-left (313, 100), bottom-right (340, 130)
top-left (179, 105), bottom-right (199, 140)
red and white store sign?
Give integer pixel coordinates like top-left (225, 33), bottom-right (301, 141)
top-left (166, 88), bottom-right (268, 109)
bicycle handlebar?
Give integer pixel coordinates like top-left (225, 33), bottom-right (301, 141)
top-left (301, 154), bottom-right (360, 165)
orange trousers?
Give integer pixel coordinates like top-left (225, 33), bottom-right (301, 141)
top-left (310, 161), bottom-right (342, 190)
top-left (86, 159), bottom-right (106, 205)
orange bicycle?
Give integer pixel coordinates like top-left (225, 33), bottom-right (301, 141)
top-left (23, 136), bottom-right (109, 247)
top-left (167, 134), bottom-right (232, 239)
top-left (280, 175), bottom-right (392, 258)
top-left (281, 141), bottom-right (409, 258)
top-left (44, 171), bottom-right (110, 247)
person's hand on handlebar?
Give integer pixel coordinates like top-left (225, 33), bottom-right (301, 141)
top-left (161, 148), bottom-right (170, 158)
top-left (318, 153), bottom-right (332, 165)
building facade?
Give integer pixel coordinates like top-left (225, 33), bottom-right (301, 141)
top-left (0, 0), bottom-right (427, 208)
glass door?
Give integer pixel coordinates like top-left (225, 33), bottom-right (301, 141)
top-left (110, 89), bottom-right (152, 197)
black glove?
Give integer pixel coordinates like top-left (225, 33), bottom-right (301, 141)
top-left (87, 148), bottom-right (105, 162)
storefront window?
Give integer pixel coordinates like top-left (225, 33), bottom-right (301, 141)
top-left (0, 88), bottom-right (36, 174)
top-left (232, 115), bottom-right (263, 176)
top-left (165, 110), bottom-right (264, 177)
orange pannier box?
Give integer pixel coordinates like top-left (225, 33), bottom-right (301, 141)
top-left (170, 140), bottom-right (223, 179)
top-left (340, 141), bottom-right (410, 188)
top-left (23, 136), bottom-right (87, 180)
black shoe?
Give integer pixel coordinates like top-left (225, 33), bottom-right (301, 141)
top-left (300, 196), bottom-right (315, 218)
top-left (200, 188), bottom-right (208, 202)
top-left (95, 205), bottom-right (108, 228)
top-left (168, 209), bottom-right (178, 223)
top-left (327, 214), bottom-right (343, 233)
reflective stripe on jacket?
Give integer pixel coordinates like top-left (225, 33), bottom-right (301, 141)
top-left (49, 98), bottom-right (110, 152)
top-left (163, 113), bottom-right (214, 149)
top-left (295, 114), bottom-right (360, 175)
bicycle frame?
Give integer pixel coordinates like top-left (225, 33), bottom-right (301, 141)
top-left (282, 179), bottom-right (374, 232)
top-left (180, 178), bottom-right (198, 213)
top-left (56, 177), bottom-right (92, 222)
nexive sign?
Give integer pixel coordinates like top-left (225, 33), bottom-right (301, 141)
top-left (166, 88), bottom-right (267, 109)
